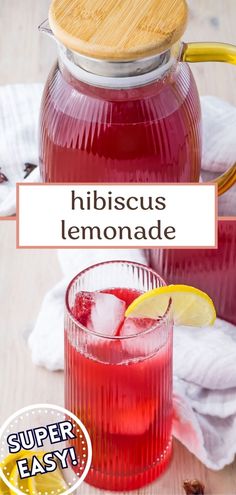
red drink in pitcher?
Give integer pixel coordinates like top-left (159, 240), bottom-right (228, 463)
top-left (65, 262), bottom-right (173, 491)
top-left (40, 63), bottom-right (201, 183)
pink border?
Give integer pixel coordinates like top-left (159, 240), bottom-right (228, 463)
top-left (0, 216), bottom-right (16, 221)
top-left (14, 182), bottom-right (219, 250)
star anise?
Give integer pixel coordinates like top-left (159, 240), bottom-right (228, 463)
top-left (24, 162), bottom-right (37, 179)
top-left (0, 170), bottom-right (8, 183)
top-left (183, 480), bottom-right (205, 494)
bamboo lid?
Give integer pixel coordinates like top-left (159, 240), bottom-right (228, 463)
top-left (49, 0), bottom-right (188, 61)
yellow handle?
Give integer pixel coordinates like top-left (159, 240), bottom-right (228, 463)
top-left (181, 42), bottom-right (236, 196)
top-left (213, 163), bottom-right (236, 197)
top-left (181, 41), bottom-right (236, 65)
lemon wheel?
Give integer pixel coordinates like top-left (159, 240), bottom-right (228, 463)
top-left (125, 285), bottom-right (216, 327)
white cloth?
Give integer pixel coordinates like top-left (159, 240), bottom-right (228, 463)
top-left (201, 96), bottom-right (236, 216)
top-left (28, 249), bottom-right (236, 472)
top-left (173, 322), bottom-right (236, 470)
top-left (0, 85), bottom-right (236, 216)
top-left (0, 84), bottom-right (42, 217)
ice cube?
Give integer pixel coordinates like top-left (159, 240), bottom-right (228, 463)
top-left (120, 317), bottom-right (168, 357)
top-left (121, 317), bottom-right (157, 336)
top-left (89, 292), bottom-right (125, 336)
top-left (73, 291), bottom-right (94, 326)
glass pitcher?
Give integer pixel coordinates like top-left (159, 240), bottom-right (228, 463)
top-left (39, 0), bottom-right (236, 193)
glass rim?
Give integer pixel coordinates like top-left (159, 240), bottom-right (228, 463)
top-left (65, 260), bottom-right (172, 341)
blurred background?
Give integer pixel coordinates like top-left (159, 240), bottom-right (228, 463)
top-left (1, 0), bottom-right (236, 105)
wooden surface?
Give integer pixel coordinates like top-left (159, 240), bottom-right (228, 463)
top-left (0, 1), bottom-right (236, 494)
top-left (49, 0), bottom-right (187, 59)
top-left (0, 225), bottom-right (236, 495)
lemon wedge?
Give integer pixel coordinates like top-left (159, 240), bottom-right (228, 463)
top-left (125, 285), bottom-right (216, 327)
top-left (9, 464), bottom-right (28, 495)
top-left (1, 451), bottom-right (68, 495)
top-left (27, 452), bottom-right (67, 495)
top-left (0, 477), bottom-right (9, 495)
top-left (28, 468), bottom-right (67, 494)
top-left (0, 450), bottom-right (37, 492)
top-left (1, 451), bottom-right (27, 479)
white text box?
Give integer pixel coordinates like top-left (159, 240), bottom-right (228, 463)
top-left (17, 184), bottom-right (217, 248)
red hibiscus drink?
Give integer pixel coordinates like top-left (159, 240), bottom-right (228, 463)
top-left (65, 261), bottom-right (173, 491)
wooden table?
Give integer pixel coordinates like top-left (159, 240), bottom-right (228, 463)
top-left (0, 1), bottom-right (236, 494)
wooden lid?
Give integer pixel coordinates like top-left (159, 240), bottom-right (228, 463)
top-left (49, 0), bottom-right (188, 61)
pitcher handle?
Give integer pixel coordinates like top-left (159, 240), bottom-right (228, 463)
top-left (181, 42), bottom-right (236, 196)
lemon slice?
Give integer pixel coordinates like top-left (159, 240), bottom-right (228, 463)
top-left (27, 452), bottom-right (68, 495)
top-left (28, 468), bottom-right (67, 495)
top-left (125, 285), bottom-right (216, 327)
top-left (1, 451), bottom-right (68, 495)
top-left (1, 451), bottom-right (26, 479)
top-left (0, 451), bottom-right (38, 490)
top-left (9, 464), bottom-right (28, 495)
top-left (0, 477), bottom-right (9, 495)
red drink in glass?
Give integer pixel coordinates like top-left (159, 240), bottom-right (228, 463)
top-left (65, 262), bottom-right (173, 491)
top-left (40, 62), bottom-right (201, 183)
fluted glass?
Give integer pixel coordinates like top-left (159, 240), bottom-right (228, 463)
top-left (65, 261), bottom-right (173, 491)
